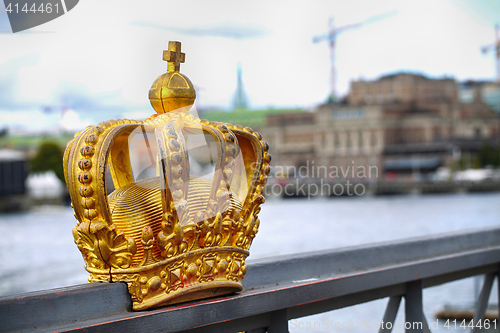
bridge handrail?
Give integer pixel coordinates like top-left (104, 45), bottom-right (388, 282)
top-left (1, 225), bottom-right (499, 332)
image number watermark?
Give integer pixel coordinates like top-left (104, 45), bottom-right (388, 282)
top-left (4, 0), bottom-right (79, 33)
top-left (289, 318), bottom-right (498, 330)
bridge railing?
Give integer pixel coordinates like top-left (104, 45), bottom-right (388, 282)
top-left (1, 226), bottom-right (499, 333)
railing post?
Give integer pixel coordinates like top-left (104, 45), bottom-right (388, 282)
top-left (471, 273), bottom-right (495, 333)
top-left (405, 280), bottom-right (424, 333)
top-left (497, 272), bottom-right (500, 333)
top-left (497, 270), bottom-right (500, 332)
top-left (267, 309), bottom-right (289, 333)
top-left (380, 296), bottom-right (402, 333)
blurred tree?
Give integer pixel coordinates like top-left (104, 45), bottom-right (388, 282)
top-left (31, 141), bottom-right (65, 183)
top-left (478, 143), bottom-right (500, 167)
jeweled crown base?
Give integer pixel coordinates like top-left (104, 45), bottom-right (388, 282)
top-left (87, 247), bottom-right (249, 310)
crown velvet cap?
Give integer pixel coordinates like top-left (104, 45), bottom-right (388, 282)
top-left (64, 41), bottom-right (271, 310)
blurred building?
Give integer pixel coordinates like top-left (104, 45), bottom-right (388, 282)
top-left (459, 80), bottom-right (500, 114)
top-left (259, 73), bottom-right (500, 180)
top-left (350, 73), bottom-right (457, 106)
top-left (0, 149), bottom-right (28, 211)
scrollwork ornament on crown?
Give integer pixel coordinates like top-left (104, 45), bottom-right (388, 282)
top-left (64, 41), bottom-right (271, 310)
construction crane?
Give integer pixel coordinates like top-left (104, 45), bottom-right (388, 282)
top-left (481, 24), bottom-right (500, 82)
top-left (313, 10), bottom-right (397, 102)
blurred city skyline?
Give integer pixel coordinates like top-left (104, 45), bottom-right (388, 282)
top-left (0, 0), bottom-right (499, 131)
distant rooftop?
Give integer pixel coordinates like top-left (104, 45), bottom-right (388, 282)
top-left (378, 72), bottom-right (454, 81)
top-left (379, 72), bottom-right (427, 80)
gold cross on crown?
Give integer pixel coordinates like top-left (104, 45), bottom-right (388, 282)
top-left (163, 41), bottom-right (185, 73)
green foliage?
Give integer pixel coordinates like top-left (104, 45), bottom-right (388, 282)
top-left (460, 144), bottom-right (500, 169)
top-left (0, 133), bottom-right (74, 151)
top-left (31, 141), bottom-right (65, 183)
top-left (201, 108), bottom-right (304, 128)
top-left (478, 143), bottom-right (500, 167)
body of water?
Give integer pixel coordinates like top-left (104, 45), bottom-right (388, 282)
top-left (1, 192), bottom-right (499, 332)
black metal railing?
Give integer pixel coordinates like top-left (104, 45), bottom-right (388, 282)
top-left (1, 226), bottom-right (499, 333)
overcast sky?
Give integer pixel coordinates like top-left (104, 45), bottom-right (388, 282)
top-left (0, 0), bottom-right (499, 131)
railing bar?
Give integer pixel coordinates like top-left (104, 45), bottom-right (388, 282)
top-left (243, 226), bottom-right (500, 290)
top-left (267, 309), bottom-right (289, 333)
top-left (471, 272), bottom-right (495, 333)
top-left (405, 280), bottom-right (424, 333)
top-left (423, 264), bottom-right (499, 289)
top-left (2, 228), bottom-right (499, 333)
top-left (379, 295), bottom-right (402, 333)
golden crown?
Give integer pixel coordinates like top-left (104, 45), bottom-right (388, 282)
top-left (64, 41), bottom-right (271, 310)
